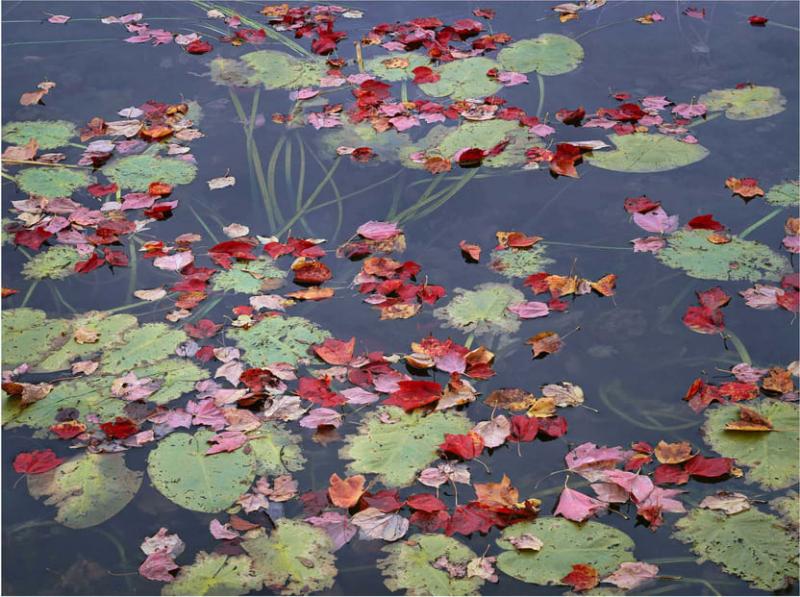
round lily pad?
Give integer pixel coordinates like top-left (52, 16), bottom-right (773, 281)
top-left (765, 180), bottom-right (799, 208)
top-left (490, 246), bottom-right (554, 278)
top-left (209, 57), bottom-right (257, 87)
top-left (100, 323), bottom-right (188, 373)
top-left (673, 507), bottom-right (797, 591)
top-left (227, 315), bottom-right (330, 367)
top-left (497, 33), bottom-right (584, 76)
top-left (147, 429), bottom-right (255, 513)
top-left (22, 245), bottom-right (81, 280)
top-left (16, 167), bottom-right (91, 198)
top-left (585, 133), bottom-right (709, 173)
top-left (419, 57), bottom-right (502, 100)
top-left (211, 258), bottom-right (285, 294)
top-left (703, 400), bottom-right (798, 491)
top-left (3, 120), bottom-right (76, 149)
top-left (364, 52), bottom-right (433, 82)
top-left (656, 229), bottom-right (791, 283)
top-left (241, 50), bottom-right (327, 90)
top-left (378, 534), bottom-right (482, 595)
top-left (340, 406), bottom-right (472, 487)
top-left (163, 552), bottom-right (260, 596)
top-left (247, 421), bottom-right (305, 476)
top-left (102, 155), bottom-right (197, 191)
top-left (496, 517), bottom-right (635, 586)
top-left (434, 282), bottom-right (524, 336)
top-left (699, 85), bottom-right (786, 121)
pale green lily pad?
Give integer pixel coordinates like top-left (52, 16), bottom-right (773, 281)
top-left (586, 133), bottom-right (709, 173)
top-left (490, 246), bottom-right (554, 278)
top-left (700, 85), bottom-right (786, 121)
top-left (401, 120), bottom-right (539, 169)
top-left (241, 50), bottom-right (327, 90)
top-left (27, 452), bottom-right (142, 529)
top-left (209, 57), bottom-right (257, 88)
top-left (22, 245), bottom-right (81, 280)
top-left (16, 167), bottom-right (91, 198)
top-left (147, 429), bottom-right (255, 513)
top-left (100, 323), bottom-right (188, 374)
top-left (765, 180), bottom-right (799, 208)
top-left (340, 406), bottom-right (471, 487)
top-left (419, 57), bottom-right (502, 100)
top-left (673, 507), bottom-right (797, 591)
top-left (242, 521), bottom-right (337, 595)
top-left (103, 155), bottom-right (197, 191)
top-left (657, 229), bottom-right (791, 282)
top-left (247, 422), bottom-right (305, 476)
top-left (2, 308), bottom-right (70, 370)
top-left (703, 400), bottom-right (798, 491)
top-left (211, 258), bottom-right (285, 294)
top-left (364, 52), bottom-right (433, 82)
top-left (163, 552), bottom-right (260, 596)
top-left (434, 282), bottom-right (523, 336)
top-left (3, 120), bottom-right (76, 149)
top-left (378, 534), bottom-right (482, 596)
top-left (496, 517), bottom-right (635, 586)
top-left (771, 492), bottom-right (799, 531)
top-left (321, 123), bottom-right (411, 162)
top-left (227, 315), bottom-right (330, 367)
top-left (498, 33), bottom-right (584, 76)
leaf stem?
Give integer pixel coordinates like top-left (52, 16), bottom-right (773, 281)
top-left (739, 207), bottom-right (782, 239)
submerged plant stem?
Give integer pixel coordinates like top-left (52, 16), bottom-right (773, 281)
top-left (739, 207), bottom-right (782, 239)
top-left (536, 74), bottom-right (545, 118)
top-left (724, 329), bottom-right (751, 364)
top-left (20, 281), bottom-right (38, 307)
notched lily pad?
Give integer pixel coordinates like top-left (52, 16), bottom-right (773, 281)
top-left (163, 552), bottom-right (260, 596)
top-left (248, 421), bottom-right (305, 476)
top-left (227, 315), bottom-right (330, 367)
top-left (419, 57), bottom-right (502, 100)
top-left (434, 282), bottom-right (524, 336)
top-left (240, 50), bottom-right (328, 90)
top-left (657, 229), bottom-right (791, 282)
top-left (102, 155), bottom-right (197, 191)
top-left (498, 33), bottom-right (584, 76)
top-left (22, 245), bottom-right (81, 280)
top-left (340, 406), bottom-right (472, 487)
top-left (211, 258), bottom-right (286, 294)
top-left (209, 57), bottom-right (257, 88)
top-left (3, 120), bottom-right (76, 149)
top-left (586, 134), bottom-right (709, 173)
top-left (490, 246), bottom-right (554, 278)
top-left (365, 52), bottom-right (434, 82)
top-left (700, 85), bottom-right (786, 121)
top-left (765, 180), bottom-right (799, 208)
top-left (16, 167), bottom-right (92, 198)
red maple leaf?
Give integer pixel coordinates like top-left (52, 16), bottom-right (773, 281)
top-left (13, 449), bottom-right (64, 474)
top-left (384, 380), bottom-right (442, 411)
top-left (439, 431), bottom-right (484, 459)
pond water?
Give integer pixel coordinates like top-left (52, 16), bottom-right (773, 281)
top-left (2, 1), bottom-right (799, 596)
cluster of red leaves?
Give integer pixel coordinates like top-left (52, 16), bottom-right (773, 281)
top-left (259, 4), bottom-right (348, 55)
top-left (522, 270), bottom-right (616, 312)
top-left (682, 287), bottom-right (730, 335)
top-left (406, 335), bottom-right (496, 380)
top-left (684, 364), bottom-right (795, 412)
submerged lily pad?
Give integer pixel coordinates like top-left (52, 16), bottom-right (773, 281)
top-left (242, 521), bottom-right (337, 595)
top-left (700, 85), bottom-right (786, 121)
top-left (211, 258), bottom-right (285, 294)
top-left (102, 155), bottom-right (197, 191)
top-left (419, 57), bottom-right (502, 100)
top-left (586, 133), bottom-right (709, 173)
top-left (27, 452), bottom-right (142, 529)
top-left (22, 245), bottom-right (81, 280)
top-left (765, 180), bottom-right (799, 208)
top-left (209, 57), bottom-right (257, 88)
top-left (656, 229), bottom-right (791, 282)
top-left (321, 123), bottom-right (411, 163)
top-left (340, 406), bottom-right (472, 487)
top-left (147, 429), bottom-right (255, 513)
top-left (16, 167), bottom-right (92, 198)
top-left (247, 422), bottom-right (305, 476)
top-left (704, 401), bottom-right (798, 491)
top-left (227, 315), bottom-right (330, 366)
top-left (163, 552), bottom-right (260, 596)
top-left (496, 517), bottom-right (635, 586)
top-left (3, 120), bottom-right (76, 149)
top-left (673, 507), bottom-right (797, 591)
top-left (241, 50), bottom-right (328, 90)
top-left (365, 52), bottom-right (434, 82)
top-left (378, 534), bottom-right (482, 595)
top-left (490, 246), bottom-right (554, 278)
top-left (434, 283), bottom-right (523, 336)
top-left (497, 34), bottom-right (584, 76)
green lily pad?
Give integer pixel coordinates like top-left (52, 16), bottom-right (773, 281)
top-left (699, 85), bottom-right (786, 121)
top-left (242, 521), bottom-right (337, 595)
top-left (771, 492), bottom-right (799, 531)
top-left (378, 534), bottom-right (482, 596)
top-left (211, 258), bottom-right (286, 294)
top-left (340, 406), bottom-right (472, 487)
top-left (16, 167), bottom-right (92, 198)
top-left (497, 33), bottom-right (584, 76)
top-left (209, 57), bottom-right (257, 88)
top-left (3, 120), bottom-right (76, 149)
top-left (147, 429), bottom-right (255, 513)
top-left (765, 180), bottom-right (799, 208)
top-left (163, 552), bottom-right (260, 596)
top-left (490, 246), bottom-right (554, 278)
top-left (434, 282), bottom-right (524, 336)
top-left (227, 315), bottom-right (330, 367)
top-left (673, 507), bottom-right (797, 591)
top-left (100, 323), bottom-right (188, 374)
top-left (496, 517), bottom-right (635, 586)
top-left (321, 123), bottom-right (411, 163)
top-left (419, 57), bottom-right (502, 100)
top-left (27, 452), bottom-right (142, 529)
top-left (401, 120), bottom-right (539, 169)
top-left (2, 308), bottom-right (70, 370)
top-left (241, 50), bottom-right (328, 90)
top-left (22, 245), bottom-right (81, 280)
top-left (703, 400), bottom-right (798, 491)
top-left (657, 229), bottom-right (791, 282)
top-left (364, 52), bottom-right (433, 82)
top-left (585, 133), bottom-right (709, 173)
top-left (102, 155), bottom-right (197, 191)
top-left (247, 422), bottom-right (305, 476)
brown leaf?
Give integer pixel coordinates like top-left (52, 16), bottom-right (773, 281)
top-left (654, 440), bottom-right (693, 464)
top-left (527, 331), bottom-right (562, 358)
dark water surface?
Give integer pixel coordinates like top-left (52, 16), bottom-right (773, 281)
top-left (2, 1), bottom-right (799, 595)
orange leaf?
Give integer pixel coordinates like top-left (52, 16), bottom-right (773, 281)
top-left (327, 473), bottom-right (366, 508)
